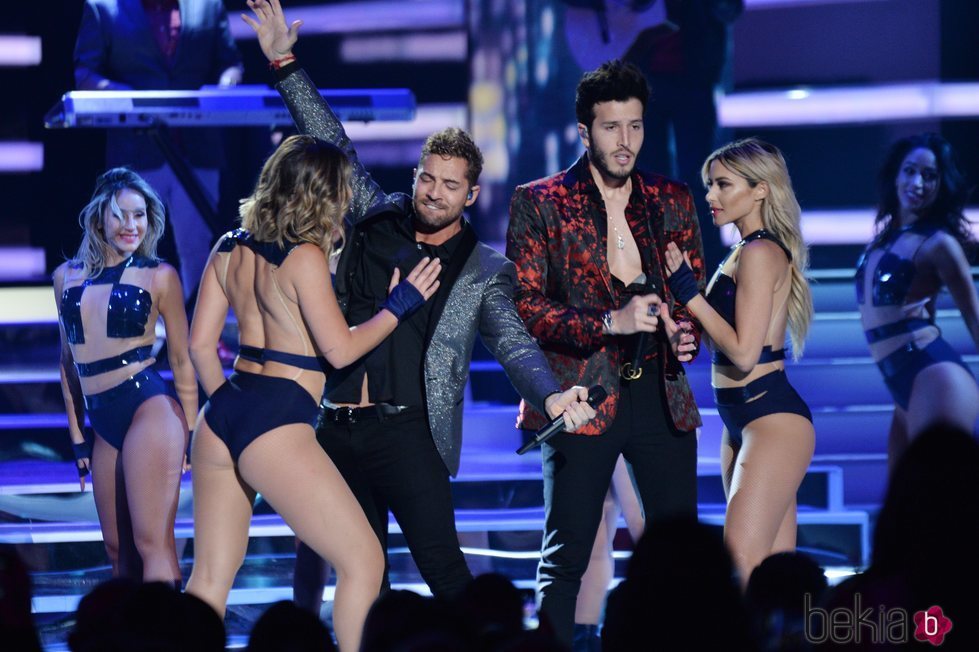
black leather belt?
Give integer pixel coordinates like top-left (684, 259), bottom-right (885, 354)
top-left (323, 403), bottom-right (412, 425)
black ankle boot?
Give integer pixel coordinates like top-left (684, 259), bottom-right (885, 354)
top-left (573, 623), bottom-right (601, 652)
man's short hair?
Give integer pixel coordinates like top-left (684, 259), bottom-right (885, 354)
top-left (419, 127), bottom-right (484, 186)
top-left (574, 60), bottom-right (650, 129)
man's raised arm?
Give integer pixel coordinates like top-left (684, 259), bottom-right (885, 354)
top-left (243, 0), bottom-right (387, 221)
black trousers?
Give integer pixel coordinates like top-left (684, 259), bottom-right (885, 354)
top-left (315, 408), bottom-right (473, 599)
top-left (537, 359), bottom-right (698, 646)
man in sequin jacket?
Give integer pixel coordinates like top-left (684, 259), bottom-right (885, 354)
top-left (506, 60), bottom-right (706, 646)
top-left (244, 0), bottom-right (596, 603)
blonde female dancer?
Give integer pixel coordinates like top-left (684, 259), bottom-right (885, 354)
top-left (664, 138), bottom-right (814, 585)
top-left (186, 135), bottom-right (440, 651)
top-left (55, 168), bottom-right (197, 583)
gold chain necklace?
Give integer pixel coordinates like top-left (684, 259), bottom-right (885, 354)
top-left (597, 183), bottom-right (627, 250)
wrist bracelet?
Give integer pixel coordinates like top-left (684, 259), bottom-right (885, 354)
top-left (602, 310), bottom-right (614, 334)
top-left (269, 54), bottom-right (296, 70)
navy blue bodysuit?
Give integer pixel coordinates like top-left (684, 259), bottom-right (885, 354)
top-left (60, 255), bottom-right (173, 449)
top-left (705, 230), bottom-right (811, 443)
top-left (855, 224), bottom-right (971, 409)
top-left (203, 232), bottom-right (322, 462)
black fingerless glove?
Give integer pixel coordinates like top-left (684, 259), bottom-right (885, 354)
top-left (72, 440), bottom-right (93, 461)
top-left (72, 438), bottom-right (93, 478)
top-left (667, 260), bottom-right (700, 306)
top-left (381, 281), bottom-right (425, 322)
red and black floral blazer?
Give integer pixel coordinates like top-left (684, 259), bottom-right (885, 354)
top-left (506, 154), bottom-right (706, 434)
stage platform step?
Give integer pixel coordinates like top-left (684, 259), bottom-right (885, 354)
top-left (24, 496), bottom-right (868, 613)
top-left (0, 400), bottom-right (903, 507)
top-left (0, 502), bottom-right (867, 554)
top-left (0, 456), bottom-right (853, 533)
top-left (2, 449), bottom-right (869, 619)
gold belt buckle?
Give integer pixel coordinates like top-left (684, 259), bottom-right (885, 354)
top-left (620, 362), bottom-right (642, 380)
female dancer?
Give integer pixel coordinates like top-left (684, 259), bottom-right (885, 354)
top-left (185, 135), bottom-right (441, 652)
top-left (855, 133), bottom-right (979, 463)
top-left (54, 168), bottom-right (197, 583)
top-left (663, 138), bottom-right (814, 585)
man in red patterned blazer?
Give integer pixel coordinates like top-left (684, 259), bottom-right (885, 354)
top-left (506, 60), bottom-right (706, 646)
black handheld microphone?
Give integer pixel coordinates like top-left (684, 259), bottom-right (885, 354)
top-left (516, 385), bottom-right (608, 455)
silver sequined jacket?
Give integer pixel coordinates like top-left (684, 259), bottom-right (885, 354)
top-left (276, 69), bottom-right (561, 476)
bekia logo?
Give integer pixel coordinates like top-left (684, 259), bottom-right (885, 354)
top-left (913, 606), bottom-right (953, 646)
top-left (804, 593), bottom-right (953, 646)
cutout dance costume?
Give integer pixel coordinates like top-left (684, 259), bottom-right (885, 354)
top-left (213, 230), bottom-right (267, 369)
top-left (203, 232), bottom-right (321, 462)
top-left (707, 230), bottom-right (812, 444)
top-left (855, 223), bottom-right (972, 410)
top-left (60, 255), bottom-right (174, 449)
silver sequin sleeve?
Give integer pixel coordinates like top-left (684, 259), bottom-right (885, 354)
top-left (424, 243), bottom-right (562, 476)
top-left (276, 68), bottom-right (387, 222)
top-left (479, 258), bottom-right (562, 414)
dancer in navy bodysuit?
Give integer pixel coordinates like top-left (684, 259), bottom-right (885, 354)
top-left (185, 136), bottom-right (441, 652)
top-left (855, 133), bottom-right (979, 463)
top-left (54, 168), bottom-right (198, 584)
top-left (664, 138), bottom-right (814, 586)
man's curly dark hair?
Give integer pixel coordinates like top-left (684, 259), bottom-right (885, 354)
top-left (575, 59), bottom-right (650, 130)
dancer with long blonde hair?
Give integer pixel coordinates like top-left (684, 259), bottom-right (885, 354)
top-left (664, 138), bottom-right (814, 585)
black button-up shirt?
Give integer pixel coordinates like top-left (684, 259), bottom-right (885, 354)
top-left (326, 212), bottom-right (464, 407)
